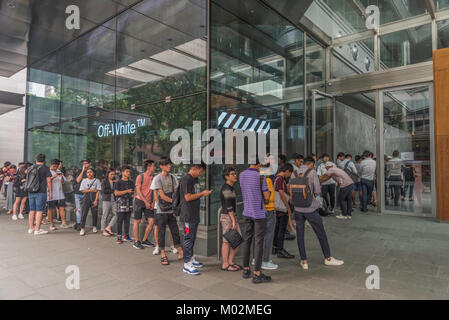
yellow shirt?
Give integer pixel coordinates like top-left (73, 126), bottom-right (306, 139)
top-left (264, 176), bottom-right (275, 211)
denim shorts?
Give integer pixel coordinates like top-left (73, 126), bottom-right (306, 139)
top-left (28, 192), bottom-right (47, 212)
top-left (354, 181), bottom-right (362, 191)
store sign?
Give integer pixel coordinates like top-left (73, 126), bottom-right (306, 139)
top-left (97, 118), bottom-right (147, 138)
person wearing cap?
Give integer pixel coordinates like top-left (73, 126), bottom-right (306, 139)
top-left (74, 159), bottom-right (91, 231)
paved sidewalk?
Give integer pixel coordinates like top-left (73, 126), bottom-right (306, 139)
top-left (0, 206), bottom-right (448, 300)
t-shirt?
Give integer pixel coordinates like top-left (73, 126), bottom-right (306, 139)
top-left (360, 158), bottom-right (377, 181)
top-left (150, 173), bottom-right (178, 214)
top-left (79, 178), bottom-right (102, 192)
top-left (274, 175), bottom-right (288, 215)
top-left (265, 176), bottom-right (275, 212)
top-left (179, 174), bottom-right (201, 223)
top-left (48, 170), bottom-right (65, 201)
top-left (325, 167), bottom-right (354, 188)
top-left (317, 163), bottom-right (335, 185)
top-left (239, 168), bottom-right (268, 220)
top-left (114, 179), bottom-right (135, 205)
top-left (220, 183), bottom-right (236, 215)
top-left (136, 173), bottom-right (154, 203)
top-left (35, 165), bottom-right (52, 194)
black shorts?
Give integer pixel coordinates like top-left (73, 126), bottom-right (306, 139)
top-left (47, 199), bottom-right (66, 209)
top-left (134, 198), bottom-right (154, 220)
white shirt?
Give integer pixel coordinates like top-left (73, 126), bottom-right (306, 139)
top-left (48, 170), bottom-right (65, 201)
top-left (317, 163), bottom-right (335, 185)
top-left (360, 158), bottom-right (377, 181)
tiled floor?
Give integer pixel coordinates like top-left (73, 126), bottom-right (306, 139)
top-left (0, 202), bottom-right (448, 300)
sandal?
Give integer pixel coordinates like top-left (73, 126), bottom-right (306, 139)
top-left (105, 229), bottom-right (115, 236)
top-left (161, 256), bottom-right (169, 265)
top-left (221, 265), bottom-right (239, 272)
top-left (102, 232), bottom-right (112, 237)
top-left (230, 263), bottom-right (242, 270)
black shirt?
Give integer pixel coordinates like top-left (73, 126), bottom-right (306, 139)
top-left (101, 179), bottom-right (115, 202)
top-left (114, 179), bottom-right (135, 202)
top-left (220, 183), bottom-right (236, 215)
top-left (36, 165), bottom-right (52, 194)
top-left (180, 174), bottom-right (201, 224)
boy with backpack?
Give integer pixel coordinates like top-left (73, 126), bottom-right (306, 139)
top-left (289, 156), bottom-right (344, 270)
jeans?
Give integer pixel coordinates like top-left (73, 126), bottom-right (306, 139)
top-left (389, 176), bottom-right (402, 206)
top-left (294, 210), bottom-right (331, 261)
top-left (242, 217), bottom-right (267, 272)
top-left (321, 184), bottom-right (336, 210)
top-left (340, 185), bottom-right (353, 216)
top-left (75, 193), bottom-right (84, 223)
top-left (116, 211), bottom-right (131, 236)
top-left (361, 179), bottom-right (374, 211)
top-left (402, 182), bottom-right (414, 199)
top-left (101, 200), bottom-right (117, 230)
top-left (156, 214), bottom-right (181, 250)
top-left (80, 194), bottom-right (98, 229)
top-left (253, 211), bottom-right (276, 263)
top-left (183, 222), bottom-right (199, 264)
top-left (273, 214), bottom-right (289, 250)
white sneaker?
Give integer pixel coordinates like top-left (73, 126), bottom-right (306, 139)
top-left (18, 213), bottom-right (24, 220)
top-left (28, 229), bottom-right (34, 234)
top-left (324, 257), bottom-right (344, 266)
top-left (80, 229), bottom-right (85, 236)
top-left (60, 223), bottom-right (70, 229)
top-left (12, 214), bottom-right (17, 221)
top-left (153, 246), bottom-right (160, 255)
top-left (347, 216), bottom-right (352, 220)
top-left (183, 262), bottom-right (200, 276)
top-left (261, 260), bottom-right (278, 270)
top-left (300, 260), bottom-right (309, 270)
top-left (336, 215), bottom-right (347, 220)
top-left (251, 258), bottom-right (255, 265)
top-left (34, 230), bottom-right (48, 236)
top-left (92, 227), bottom-right (98, 233)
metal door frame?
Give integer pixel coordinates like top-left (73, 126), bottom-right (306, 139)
top-left (311, 89), bottom-right (336, 158)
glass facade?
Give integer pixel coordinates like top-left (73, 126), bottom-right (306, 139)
top-left (25, 0), bottom-right (442, 247)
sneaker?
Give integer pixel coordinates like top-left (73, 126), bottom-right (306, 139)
top-left (60, 223), bottom-right (71, 229)
top-left (347, 216), bottom-right (352, 220)
top-left (28, 229), bottom-right (34, 234)
top-left (300, 260), bottom-right (309, 270)
top-left (12, 214), bottom-right (17, 221)
top-left (324, 257), bottom-right (344, 266)
top-left (34, 230), bottom-right (48, 236)
top-left (116, 236), bottom-right (122, 244)
top-left (49, 225), bottom-right (57, 231)
top-left (252, 272), bottom-right (272, 284)
top-left (142, 240), bottom-right (155, 247)
top-left (261, 261), bottom-right (278, 270)
top-left (284, 230), bottom-right (296, 240)
top-left (80, 229), bottom-right (85, 236)
top-left (251, 258), bottom-right (255, 265)
top-left (171, 246), bottom-right (178, 254)
top-left (133, 241), bottom-right (144, 250)
top-left (123, 235), bottom-right (133, 242)
top-left (191, 257), bottom-right (204, 269)
top-left (336, 215), bottom-right (347, 220)
top-left (73, 223), bottom-right (81, 231)
top-left (18, 213), bottom-right (24, 220)
top-left (92, 227), bottom-right (98, 233)
top-left (242, 268), bottom-right (251, 279)
top-left (277, 248), bottom-right (295, 259)
top-left (183, 263), bottom-right (200, 276)
top-left (153, 246), bottom-right (160, 255)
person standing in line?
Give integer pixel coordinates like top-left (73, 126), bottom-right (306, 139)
top-left (114, 166), bottom-right (135, 243)
top-left (290, 156), bottom-right (344, 270)
top-left (240, 161), bottom-right (272, 284)
top-left (387, 150), bottom-right (404, 207)
top-left (27, 154), bottom-right (52, 235)
top-left (290, 153), bottom-right (304, 173)
top-left (1, 161), bottom-right (12, 200)
top-left (12, 166), bottom-right (27, 220)
top-left (359, 151), bottom-right (377, 212)
top-left (101, 168), bottom-right (118, 237)
top-left (5, 165), bottom-right (16, 215)
top-left (353, 155), bottom-right (363, 208)
top-left (62, 168), bottom-right (74, 206)
top-left (132, 160), bottom-right (157, 250)
top-left (79, 168), bottom-right (101, 236)
top-left (74, 159), bottom-right (92, 231)
top-left (402, 164), bottom-right (416, 201)
top-left (320, 163), bottom-right (354, 220)
top-left (272, 163), bottom-right (295, 259)
top-left (219, 167), bottom-right (242, 272)
top-left (180, 163), bottom-right (211, 275)
top-left (317, 154), bottom-right (336, 215)
top-left (47, 159), bottom-right (70, 229)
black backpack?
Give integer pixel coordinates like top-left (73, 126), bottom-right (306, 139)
top-left (344, 161), bottom-right (359, 183)
top-left (24, 165), bottom-right (42, 193)
top-left (290, 169), bottom-right (313, 208)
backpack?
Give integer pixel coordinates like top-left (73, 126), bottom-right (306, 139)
top-left (172, 181), bottom-right (181, 216)
top-left (24, 165), bottom-right (43, 193)
top-left (289, 169), bottom-right (313, 208)
top-left (344, 161), bottom-right (359, 183)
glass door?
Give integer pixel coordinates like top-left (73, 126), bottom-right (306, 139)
top-left (311, 90), bottom-right (335, 158)
top-left (380, 84), bottom-right (436, 217)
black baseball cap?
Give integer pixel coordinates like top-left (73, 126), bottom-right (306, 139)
top-left (81, 159), bottom-right (91, 163)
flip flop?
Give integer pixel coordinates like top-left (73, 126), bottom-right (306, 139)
top-left (161, 256), bottom-right (169, 265)
top-left (230, 263), bottom-right (242, 270)
top-left (221, 265), bottom-right (239, 272)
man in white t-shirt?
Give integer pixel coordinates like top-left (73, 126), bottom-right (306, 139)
top-left (47, 159), bottom-right (70, 230)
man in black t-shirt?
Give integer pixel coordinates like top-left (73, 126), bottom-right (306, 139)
top-left (27, 154), bottom-right (52, 236)
top-left (114, 165), bottom-right (135, 244)
top-left (180, 163), bottom-right (212, 276)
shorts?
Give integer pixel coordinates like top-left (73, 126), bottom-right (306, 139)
top-left (47, 199), bottom-right (66, 209)
top-left (220, 213), bottom-right (242, 243)
top-left (28, 192), bottom-right (47, 212)
top-left (354, 181), bottom-right (362, 192)
top-left (134, 198), bottom-right (155, 220)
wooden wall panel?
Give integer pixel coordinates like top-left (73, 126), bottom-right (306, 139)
top-left (433, 48), bottom-right (449, 221)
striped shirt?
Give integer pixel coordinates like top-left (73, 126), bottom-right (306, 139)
top-left (239, 168), bottom-right (268, 219)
